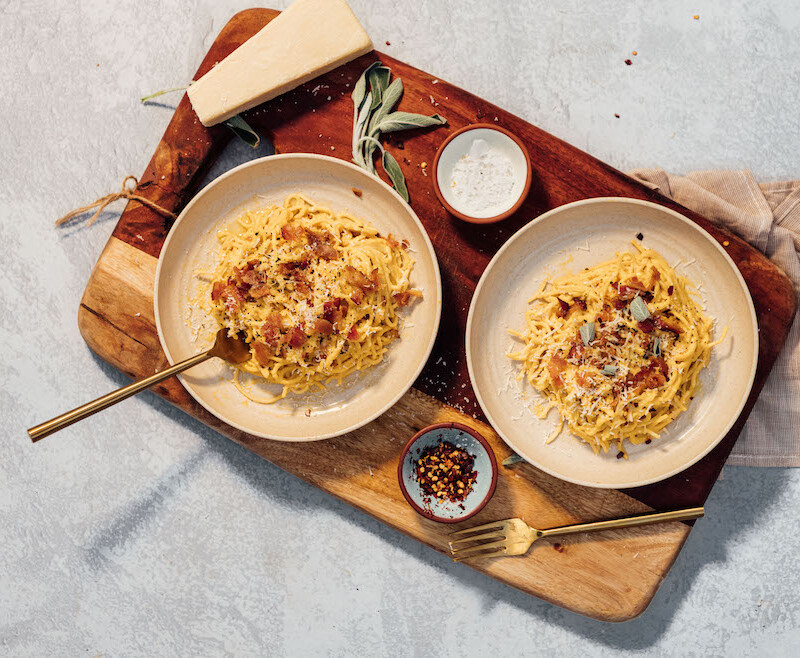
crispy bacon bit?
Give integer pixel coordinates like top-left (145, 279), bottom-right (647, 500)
top-left (628, 276), bottom-right (647, 291)
top-left (385, 328), bottom-right (399, 340)
top-left (277, 257), bottom-right (310, 275)
top-left (369, 268), bottom-right (382, 290)
top-left (344, 265), bottom-right (375, 291)
top-left (556, 298), bottom-right (570, 318)
top-left (313, 319), bottom-right (334, 336)
top-left (260, 313), bottom-right (285, 349)
top-left (323, 298), bottom-right (347, 329)
top-left (654, 313), bottom-right (683, 334)
top-left (547, 355), bottom-right (567, 389)
top-left (252, 342), bottom-right (273, 367)
top-left (615, 284), bottom-right (641, 301)
top-left (352, 187), bottom-right (363, 197)
top-left (295, 281), bottom-right (311, 296)
top-left (250, 282), bottom-right (271, 299)
top-left (575, 298), bottom-right (587, 310)
top-left (347, 326), bottom-right (359, 340)
top-left (221, 284), bottom-right (245, 314)
top-left (241, 267), bottom-right (261, 287)
top-left (649, 267), bottom-right (661, 289)
top-left (613, 297), bottom-right (627, 309)
top-left (625, 358), bottom-right (668, 392)
top-left (281, 224), bottom-right (304, 241)
top-left (211, 281), bottom-right (225, 301)
top-left (638, 318), bottom-right (655, 333)
top-left (350, 289), bottom-right (364, 304)
top-left (667, 284), bottom-right (674, 295)
top-left (392, 290), bottom-right (423, 307)
top-left (305, 228), bottom-right (339, 260)
top-left (576, 371), bottom-right (595, 388)
top-left (568, 340), bottom-right (585, 361)
top-left (401, 239), bottom-right (409, 249)
top-left (386, 234), bottom-right (399, 248)
top-left (288, 325), bottom-right (306, 348)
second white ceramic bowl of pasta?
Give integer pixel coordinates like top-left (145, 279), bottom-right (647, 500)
top-left (155, 154), bottom-right (441, 441)
top-left (466, 198), bottom-right (758, 488)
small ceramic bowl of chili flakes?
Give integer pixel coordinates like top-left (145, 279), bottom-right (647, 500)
top-left (397, 422), bottom-right (498, 523)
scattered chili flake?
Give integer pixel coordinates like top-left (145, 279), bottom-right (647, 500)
top-left (352, 187), bottom-right (363, 197)
top-left (636, 232), bottom-right (644, 240)
top-left (415, 440), bottom-right (477, 503)
top-left (385, 40), bottom-right (391, 45)
top-left (614, 113), bottom-right (620, 118)
top-left (552, 542), bottom-right (565, 553)
top-left (625, 59), bottom-right (633, 66)
top-left (693, 14), bottom-right (699, 20)
top-left (632, 50), bottom-right (638, 56)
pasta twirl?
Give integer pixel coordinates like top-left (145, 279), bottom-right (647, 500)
top-left (508, 243), bottom-right (725, 456)
top-left (203, 194), bottom-right (420, 403)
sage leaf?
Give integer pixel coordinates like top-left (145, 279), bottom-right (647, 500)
top-left (601, 364), bottom-right (618, 376)
top-left (580, 321), bottom-right (596, 345)
top-left (352, 91), bottom-right (373, 166)
top-left (140, 85), bottom-right (187, 103)
top-left (223, 115), bottom-right (260, 148)
top-left (629, 296), bottom-right (651, 322)
top-left (351, 61), bottom-right (380, 109)
top-left (382, 150), bottom-right (409, 202)
top-left (652, 336), bottom-right (662, 357)
top-left (502, 453), bottom-right (525, 467)
top-left (368, 66), bottom-right (392, 111)
top-left (376, 111), bottom-right (447, 134)
top-left (367, 77), bottom-right (404, 137)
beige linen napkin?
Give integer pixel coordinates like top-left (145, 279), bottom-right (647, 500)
top-left (628, 169), bottom-right (800, 466)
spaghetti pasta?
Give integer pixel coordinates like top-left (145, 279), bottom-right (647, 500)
top-left (508, 243), bottom-right (724, 455)
top-left (203, 194), bottom-right (420, 403)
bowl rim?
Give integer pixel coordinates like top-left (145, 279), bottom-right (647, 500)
top-left (153, 152), bottom-right (442, 441)
top-left (465, 196), bottom-right (759, 488)
top-left (396, 421), bottom-right (498, 523)
top-left (432, 123), bottom-right (532, 224)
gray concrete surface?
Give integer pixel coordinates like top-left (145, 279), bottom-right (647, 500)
top-left (2, 0), bottom-right (799, 655)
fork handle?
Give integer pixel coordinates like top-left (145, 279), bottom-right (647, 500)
top-left (27, 351), bottom-right (212, 442)
top-left (537, 507), bottom-right (704, 538)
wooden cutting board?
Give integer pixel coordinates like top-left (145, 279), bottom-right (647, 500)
top-left (77, 8), bottom-right (795, 621)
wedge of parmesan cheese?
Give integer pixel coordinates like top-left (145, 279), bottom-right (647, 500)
top-left (188, 0), bottom-right (372, 126)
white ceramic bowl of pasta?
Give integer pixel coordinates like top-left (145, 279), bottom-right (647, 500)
top-left (466, 198), bottom-right (758, 488)
top-left (155, 154), bottom-right (441, 441)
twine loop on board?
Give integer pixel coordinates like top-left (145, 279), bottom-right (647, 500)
top-left (55, 176), bottom-right (177, 227)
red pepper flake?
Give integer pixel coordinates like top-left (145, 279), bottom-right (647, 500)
top-left (414, 441), bottom-right (477, 503)
top-left (351, 187), bottom-right (363, 198)
top-left (668, 285), bottom-right (674, 295)
top-left (385, 40), bottom-right (391, 45)
top-left (614, 113), bottom-right (620, 118)
top-left (552, 542), bottom-right (565, 553)
top-left (625, 59), bottom-right (633, 66)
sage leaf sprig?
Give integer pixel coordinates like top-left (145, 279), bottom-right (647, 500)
top-left (223, 115), bottom-right (260, 148)
top-left (141, 84), bottom-right (261, 149)
top-left (351, 61), bottom-right (447, 201)
top-left (140, 86), bottom-right (187, 103)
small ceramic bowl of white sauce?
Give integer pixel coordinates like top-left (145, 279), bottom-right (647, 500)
top-left (432, 123), bottom-right (532, 223)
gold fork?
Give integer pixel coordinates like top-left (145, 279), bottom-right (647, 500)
top-left (449, 507), bottom-right (704, 560)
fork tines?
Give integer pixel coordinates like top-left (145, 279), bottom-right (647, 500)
top-left (448, 520), bottom-right (510, 561)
